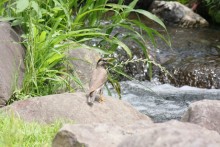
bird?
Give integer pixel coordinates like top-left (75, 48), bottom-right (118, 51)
top-left (86, 58), bottom-right (112, 106)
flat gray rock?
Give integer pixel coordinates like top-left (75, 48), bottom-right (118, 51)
top-left (52, 120), bottom-right (220, 147)
top-left (181, 99), bottom-right (220, 134)
top-left (2, 92), bottom-right (151, 125)
top-left (119, 120), bottom-right (220, 147)
top-left (0, 22), bottom-right (25, 107)
top-left (52, 121), bottom-right (151, 147)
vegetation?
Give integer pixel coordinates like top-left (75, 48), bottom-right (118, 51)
top-left (0, 113), bottom-right (61, 146)
top-left (203, 0), bottom-right (220, 23)
top-left (0, 1), bottom-right (169, 145)
top-left (177, 0), bottom-right (189, 4)
top-left (0, 0), bottom-right (168, 102)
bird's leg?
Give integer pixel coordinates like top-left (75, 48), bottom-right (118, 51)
top-left (98, 89), bottom-right (105, 103)
top-left (87, 92), bottom-right (95, 106)
top-left (99, 94), bottom-right (105, 102)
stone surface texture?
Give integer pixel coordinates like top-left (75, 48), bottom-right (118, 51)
top-left (52, 121), bottom-right (151, 147)
top-left (0, 22), bottom-right (25, 107)
top-left (181, 99), bottom-right (220, 134)
top-left (149, 0), bottom-right (209, 27)
top-left (119, 120), bottom-right (220, 147)
top-left (52, 120), bottom-right (220, 147)
top-left (68, 48), bottom-right (100, 91)
top-left (3, 92), bottom-right (151, 125)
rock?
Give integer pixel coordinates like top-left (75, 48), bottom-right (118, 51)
top-left (149, 1), bottom-right (209, 28)
top-left (52, 121), bottom-right (151, 147)
top-left (119, 120), bottom-right (220, 147)
top-left (68, 48), bottom-right (100, 91)
top-left (181, 99), bottom-right (220, 134)
top-left (52, 120), bottom-right (220, 147)
top-left (159, 56), bottom-right (220, 89)
top-left (2, 92), bottom-right (151, 124)
top-left (0, 22), bottom-right (25, 107)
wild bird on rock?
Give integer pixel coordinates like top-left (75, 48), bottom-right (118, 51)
top-left (86, 58), bottom-right (113, 106)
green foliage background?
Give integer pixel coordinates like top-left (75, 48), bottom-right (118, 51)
top-left (204, 0), bottom-right (220, 23)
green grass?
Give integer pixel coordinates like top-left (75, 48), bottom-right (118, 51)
top-left (0, 113), bottom-right (62, 147)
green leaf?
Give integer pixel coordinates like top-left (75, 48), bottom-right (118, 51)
top-left (132, 9), bottom-right (167, 30)
top-left (16, 0), bottom-right (29, 13)
top-left (32, 25), bottom-right (38, 38)
top-left (11, 19), bottom-right (22, 26)
top-left (0, 17), bottom-right (15, 22)
top-left (39, 31), bottom-right (47, 42)
top-left (45, 54), bottom-right (64, 66)
top-left (31, 1), bottom-right (42, 18)
top-left (112, 38), bottom-right (132, 58)
top-left (108, 75), bottom-right (122, 99)
top-left (128, 0), bottom-right (138, 9)
top-left (74, 8), bottom-right (109, 24)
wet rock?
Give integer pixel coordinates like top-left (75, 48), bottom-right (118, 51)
top-left (159, 56), bottom-right (220, 89)
top-left (181, 99), bottom-right (220, 134)
top-left (52, 121), bottom-right (152, 147)
top-left (0, 22), bottom-right (25, 107)
top-left (149, 0), bottom-right (209, 27)
top-left (119, 120), bottom-right (220, 147)
top-left (68, 48), bottom-right (100, 91)
top-left (3, 92), bottom-right (151, 124)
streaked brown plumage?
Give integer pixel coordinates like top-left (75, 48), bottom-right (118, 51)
top-left (87, 58), bottom-right (109, 106)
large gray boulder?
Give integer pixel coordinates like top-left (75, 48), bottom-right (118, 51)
top-left (119, 120), bottom-right (220, 147)
top-left (149, 1), bottom-right (209, 27)
top-left (3, 92), bottom-right (151, 124)
top-left (181, 99), bottom-right (220, 134)
top-left (52, 120), bottom-right (220, 147)
top-left (0, 22), bottom-right (25, 107)
top-left (52, 121), bottom-right (151, 147)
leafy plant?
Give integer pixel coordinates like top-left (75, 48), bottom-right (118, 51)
top-left (1, 0), bottom-right (169, 101)
top-left (203, 0), bottom-right (220, 23)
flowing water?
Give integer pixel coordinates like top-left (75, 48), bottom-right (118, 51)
top-left (105, 21), bottom-right (220, 122)
top-left (154, 26), bottom-right (220, 89)
top-left (105, 80), bottom-right (220, 122)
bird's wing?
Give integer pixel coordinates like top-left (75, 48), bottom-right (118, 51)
top-left (89, 67), bottom-right (107, 93)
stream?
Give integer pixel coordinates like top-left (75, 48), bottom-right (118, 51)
top-left (105, 80), bottom-right (220, 122)
top-left (105, 23), bottom-right (220, 122)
